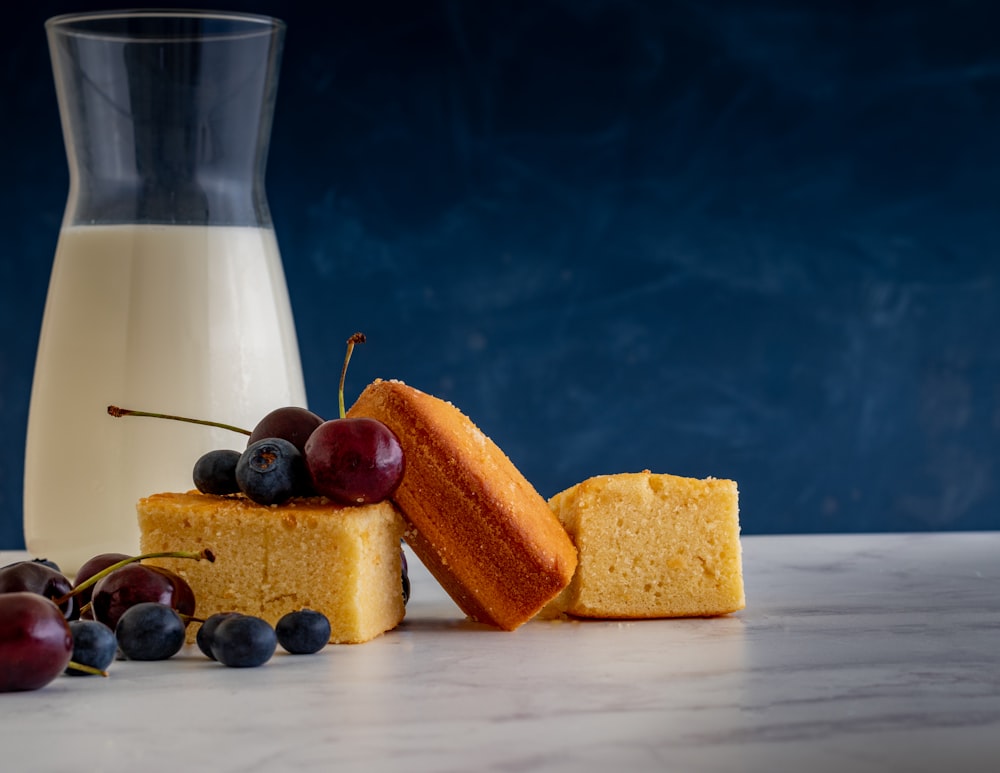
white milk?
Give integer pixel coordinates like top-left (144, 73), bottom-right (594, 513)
top-left (24, 224), bottom-right (307, 575)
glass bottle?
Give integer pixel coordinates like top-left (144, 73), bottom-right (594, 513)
top-left (25, 11), bottom-right (306, 574)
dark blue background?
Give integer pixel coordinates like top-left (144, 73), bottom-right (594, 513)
top-left (2, 1), bottom-right (998, 548)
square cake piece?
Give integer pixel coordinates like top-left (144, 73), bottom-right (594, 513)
top-left (137, 492), bottom-right (406, 644)
top-left (546, 471), bottom-right (744, 618)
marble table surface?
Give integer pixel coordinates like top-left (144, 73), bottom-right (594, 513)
top-left (1, 532), bottom-right (998, 772)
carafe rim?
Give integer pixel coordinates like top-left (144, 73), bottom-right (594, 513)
top-left (45, 9), bottom-right (285, 42)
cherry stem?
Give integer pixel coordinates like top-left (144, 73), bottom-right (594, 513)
top-left (54, 549), bottom-right (215, 606)
top-left (67, 661), bottom-right (109, 677)
top-left (338, 332), bottom-right (366, 419)
top-left (107, 406), bottom-right (251, 436)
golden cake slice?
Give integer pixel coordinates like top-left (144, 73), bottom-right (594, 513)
top-left (546, 471), bottom-right (744, 618)
top-left (137, 491), bottom-right (405, 644)
top-left (347, 379), bottom-right (578, 630)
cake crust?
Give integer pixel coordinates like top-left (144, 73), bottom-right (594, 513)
top-left (348, 379), bottom-right (578, 630)
top-left (138, 491), bottom-right (406, 644)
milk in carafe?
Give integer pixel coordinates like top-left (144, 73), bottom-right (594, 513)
top-left (24, 224), bottom-right (306, 574)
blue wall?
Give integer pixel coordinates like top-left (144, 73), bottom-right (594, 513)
top-left (2, 0), bottom-right (998, 548)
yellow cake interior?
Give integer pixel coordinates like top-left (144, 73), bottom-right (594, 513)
top-left (138, 491), bottom-right (405, 644)
top-left (545, 471), bottom-right (745, 619)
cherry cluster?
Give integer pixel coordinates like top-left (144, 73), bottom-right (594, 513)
top-left (193, 402), bottom-right (403, 506)
top-left (112, 333), bottom-right (405, 507)
top-left (0, 550), bottom-right (340, 692)
top-left (0, 550), bottom-right (212, 691)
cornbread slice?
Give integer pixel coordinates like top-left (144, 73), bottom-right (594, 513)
top-left (546, 471), bottom-right (744, 618)
top-left (347, 379), bottom-right (578, 630)
top-left (137, 492), bottom-right (406, 644)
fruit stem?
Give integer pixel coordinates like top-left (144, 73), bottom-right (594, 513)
top-left (107, 406), bottom-right (251, 436)
top-left (67, 660), bottom-right (109, 677)
top-left (54, 549), bottom-right (215, 606)
top-left (338, 332), bottom-right (366, 419)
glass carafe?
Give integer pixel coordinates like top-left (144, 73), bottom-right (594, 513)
top-left (25, 11), bottom-right (306, 574)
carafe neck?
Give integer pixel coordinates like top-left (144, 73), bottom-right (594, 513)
top-left (47, 11), bottom-right (284, 227)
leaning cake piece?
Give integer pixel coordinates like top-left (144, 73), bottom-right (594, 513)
top-left (138, 492), bottom-right (406, 644)
top-left (347, 379), bottom-right (578, 631)
top-left (546, 471), bottom-right (744, 618)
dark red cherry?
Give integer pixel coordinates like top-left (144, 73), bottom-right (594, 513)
top-left (73, 553), bottom-right (131, 612)
top-left (248, 407), bottom-right (324, 455)
top-left (91, 564), bottom-right (196, 630)
top-left (304, 417), bottom-right (404, 504)
top-left (0, 561), bottom-right (75, 619)
top-left (0, 593), bottom-right (73, 692)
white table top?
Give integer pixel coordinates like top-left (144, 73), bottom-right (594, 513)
top-left (1, 532), bottom-right (998, 772)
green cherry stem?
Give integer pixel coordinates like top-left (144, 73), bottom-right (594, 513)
top-left (338, 332), bottom-right (366, 419)
top-left (107, 406), bottom-right (252, 436)
top-left (66, 661), bottom-right (109, 677)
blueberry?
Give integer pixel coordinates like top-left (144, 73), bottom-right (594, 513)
top-left (196, 611), bottom-right (242, 660)
top-left (193, 449), bottom-right (241, 495)
top-left (115, 602), bottom-right (185, 661)
top-left (236, 438), bottom-right (307, 505)
top-left (211, 615), bottom-right (277, 667)
top-left (276, 609), bottom-right (331, 654)
top-left (65, 620), bottom-right (117, 675)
